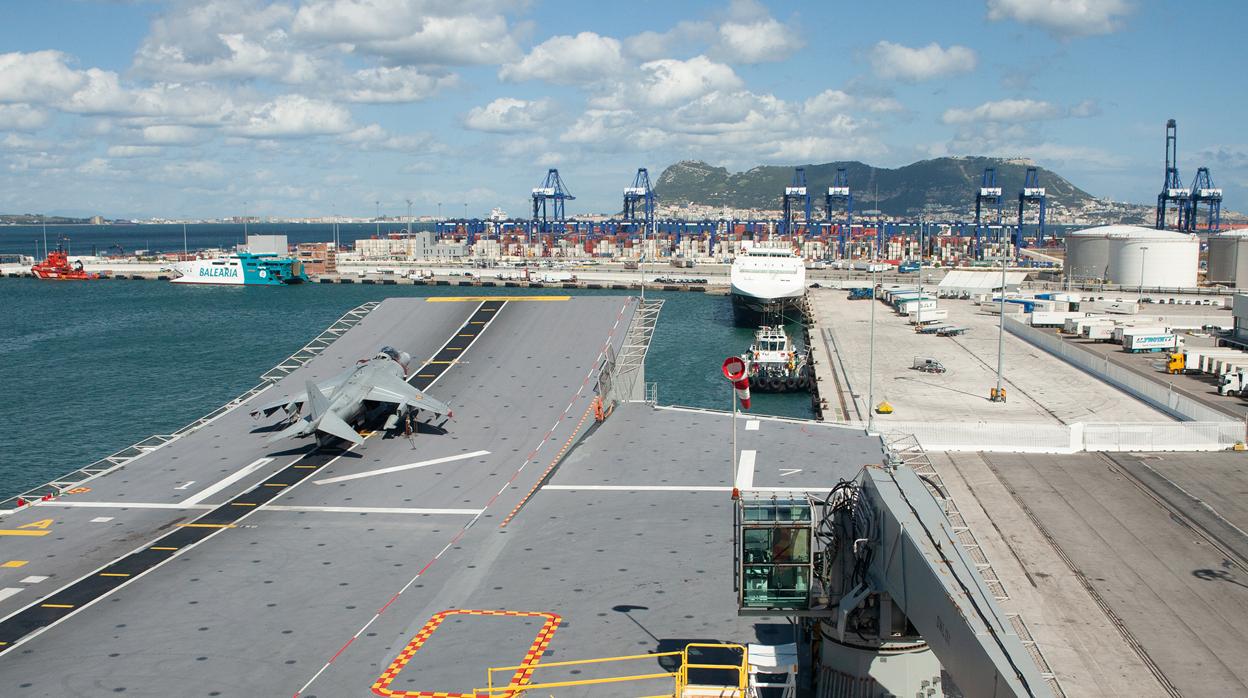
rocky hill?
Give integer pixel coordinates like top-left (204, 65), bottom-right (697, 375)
top-left (653, 157), bottom-right (1102, 219)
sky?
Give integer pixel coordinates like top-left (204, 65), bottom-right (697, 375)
top-left (0, 0), bottom-right (1244, 219)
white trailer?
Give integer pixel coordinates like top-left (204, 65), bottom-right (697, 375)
top-left (1209, 355), bottom-right (1248, 376)
top-left (1175, 348), bottom-right (1238, 374)
top-left (908, 308), bottom-right (948, 325)
top-left (1122, 332), bottom-right (1180, 353)
top-left (1065, 316), bottom-right (1110, 334)
top-left (1202, 351), bottom-right (1248, 374)
top-left (1111, 325), bottom-right (1167, 344)
top-left (1032, 310), bottom-right (1082, 327)
top-left (897, 299), bottom-right (938, 315)
top-left (1082, 324), bottom-right (1115, 341)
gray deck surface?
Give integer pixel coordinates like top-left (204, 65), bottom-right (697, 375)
top-left (0, 296), bottom-right (886, 697)
top-left (981, 451), bottom-right (1248, 697)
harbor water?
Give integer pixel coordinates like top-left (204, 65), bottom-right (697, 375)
top-left (0, 279), bottom-right (812, 499)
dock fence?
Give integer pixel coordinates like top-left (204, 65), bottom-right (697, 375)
top-left (862, 420), bottom-right (1244, 453)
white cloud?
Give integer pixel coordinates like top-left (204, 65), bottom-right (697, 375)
top-left (76, 157), bottom-right (117, 176)
top-left (229, 95), bottom-right (353, 138)
top-left (340, 124), bottom-right (441, 152)
top-left (942, 99), bottom-right (1062, 124)
top-left (0, 51), bottom-right (87, 103)
top-left (942, 98), bottom-right (1100, 124)
top-left (161, 160), bottom-right (227, 182)
top-left (868, 41), bottom-right (977, 82)
top-left (717, 17), bottom-right (799, 64)
top-left (463, 98), bottom-right (557, 133)
top-left (594, 56), bottom-right (743, 110)
top-left (1, 134), bottom-right (50, 150)
top-left (803, 89), bottom-right (903, 118)
top-left (0, 104), bottom-right (50, 131)
top-left (623, 22), bottom-right (714, 61)
top-left (142, 125), bottom-right (209, 145)
top-left (108, 145), bottom-right (164, 158)
top-left (987, 0), bottom-right (1132, 38)
top-left (341, 66), bottom-right (456, 103)
top-left (500, 32), bottom-right (628, 85)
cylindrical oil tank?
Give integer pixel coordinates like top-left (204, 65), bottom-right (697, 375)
top-left (1063, 226), bottom-right (1116, 281)
top-left (1105, 227), bottom-right (1198, 288)
top-left (1206, 228), bottom-right (1248, 286)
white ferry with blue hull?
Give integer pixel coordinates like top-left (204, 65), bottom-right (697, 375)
top-left (170, 252), bottom-right (308, 286)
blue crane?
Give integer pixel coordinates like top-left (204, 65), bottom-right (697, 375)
top-left (781, 167), bottom-right (811, 237)
top-left (974, 167), bottom-right (1003, 259)
top-left (825, 167), bottom-right (852, 256)
top-left (622, 168), bottom-right (655, 231)
top-left (531, 168), bottom-right (575, 232)
top-left (1155, 119), bottom-right (1190, 230)
top-left (1185, 166), bottom-right (1222, 232)
top-left (1015, 166), bottom-right (1047, 249)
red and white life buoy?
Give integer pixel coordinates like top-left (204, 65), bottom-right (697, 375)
top-left (721, 356), bottom-right (751, 410)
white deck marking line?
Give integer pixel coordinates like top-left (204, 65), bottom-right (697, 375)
top-left (0, 588), bottom-right (22, 602)
top-left (544, 485), bottom-right (835, 493)
top-left (173, 481), bottom-right (195, 490)
top-left (264, 505), bottom-right (481, 515)
top-left (745, 420), bottom-right (760, 431)
top-left (311, 450), bottom-right (490, 485)
top-left (735, 450), bottom-right (757, 489)
top-left (42, 502), bottom-right (215, 510)
top-left (779, 468), bottom-right (803, 477)
top-left (20, 576), bottom-right (48, 584)
top-left (90, 516), bottom-right (113, 522)
top-left (0, 301), bottom-right (504, 662)
top-left (182, 457), bottom-right (274, 506)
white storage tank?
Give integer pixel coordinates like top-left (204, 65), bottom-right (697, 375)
top-left (1206, 228), bottom-right (1248, 286)
top-left (1105, 227), bottom-right (1198, 288)
top-left (1064, 226), bottom-right (1117, 282)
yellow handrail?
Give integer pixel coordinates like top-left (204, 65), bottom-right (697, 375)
top-left (477, 642), bottom-right (749, 697)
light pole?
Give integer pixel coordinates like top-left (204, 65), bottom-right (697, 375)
top-left (1139, 246), bottom-right (1149, 293)
top-left (867, 242), bottom-right (877, 431)
top-left (995, 229), bottom-right (1007, 400)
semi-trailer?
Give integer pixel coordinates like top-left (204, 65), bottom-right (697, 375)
top-left (1121, 331), bottom-right (1180, 353)
top-left (908, 308), bottom-right (948, 324)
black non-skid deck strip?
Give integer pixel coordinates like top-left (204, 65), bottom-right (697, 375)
top-left (0, 299), bottom-right (506, 652)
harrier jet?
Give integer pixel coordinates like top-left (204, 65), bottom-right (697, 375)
top-left (251, 346), bottom-right (449, 445)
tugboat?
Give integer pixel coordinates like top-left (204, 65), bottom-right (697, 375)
top-left (743, 325), bottom-right (811, 392)
top-left (31, 242), bottom-right (97, 280)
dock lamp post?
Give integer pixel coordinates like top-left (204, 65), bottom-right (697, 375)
top-left (993, 231), bottom-right (1007, 402)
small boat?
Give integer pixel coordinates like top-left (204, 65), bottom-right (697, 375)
top-left (32, 243), bottom-right (98, 280)
top-left (743, 325), bottom-right (811, 392)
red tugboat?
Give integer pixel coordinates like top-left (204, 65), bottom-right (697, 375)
top-left (31, 243), bottom-right (98, 280)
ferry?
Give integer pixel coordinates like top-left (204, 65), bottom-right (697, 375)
top-left (170, 252), bottom-right (308, 286)
top-left (743, 325), bottom-right (811, 392)
top-left (729, 242), bottom-right (806, 325)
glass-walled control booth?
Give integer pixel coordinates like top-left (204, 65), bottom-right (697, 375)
top-left (736, 496), bottom-right (813, 612)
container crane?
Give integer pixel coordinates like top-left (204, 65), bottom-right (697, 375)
top-left (1015, 166), bottom-right (1046, 249)
top-left (825, 167), bottom-right (852, 257)
top-left (1156, 119), bottom-right (1190, 230)
top-left (974, 167), bottom-right (1002, 259)
top-left (782, 167), bottom-right (811, 238)
top-left (622, 168), bottom-right (655, 231)
top-left (1186, 166), bottom-right (1222, 231)
top-left (531, 168), bottom-right (575, 233)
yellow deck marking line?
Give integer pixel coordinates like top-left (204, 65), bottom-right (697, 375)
top-left (176, 523), bottom-right (236, 528)
top-left (416, 373), bottom-right (436, 378)
top-left (1, 560), bottom-right (28, 568)
top-left (430, 360), bottom-right (455, 365)
top-left (150, 546), bottom-right (178, 551)
top-left (40, 604), bottom-right (73, 609)
top-left (292, 465), bottom-right (319, 469)
top-left (231, 502), bottom-right (258, 506)
top-left (0, 530), bottom-right (50, 537)
top-left (99, 573), bottom-right (130, 577)
top-left (469, 321), bottom-right (485, 324)
top-left (446, 347), bottom-right (463, 351)
top-left (426, 296), bottom-right (568, 302)
top-left (263, 483), bottom-right (288, 488)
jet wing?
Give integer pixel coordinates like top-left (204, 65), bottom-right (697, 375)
top-left (364, 372), bottom-right (451, 415)
top-left (251, 374), bottom-right (349, 418)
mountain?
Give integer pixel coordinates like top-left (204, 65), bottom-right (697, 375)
top-left (653, 157), bottom-right (1100, 219)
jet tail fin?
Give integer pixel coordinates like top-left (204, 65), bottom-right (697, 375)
top-left (313, 411), bottom-right (365, 445)
top-left (305, 380), bottom-right (330, 420)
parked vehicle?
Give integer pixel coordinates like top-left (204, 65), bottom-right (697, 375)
top-left (912, 357), bottom-right (947, 373)
top-left (1122, 332), bottom-right (1180, 353)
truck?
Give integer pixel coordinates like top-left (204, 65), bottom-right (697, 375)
top-left (847, 287), bottom-right (874, 300)
top-left (1218, 370), bottom-right (1248, 396)
top-left (1168, 347), bottom-right (1241, 374)
top-left (898, 260), bottom-right (920, 273)
top-left (1122, 331), bottom-right (1180, 353)
top-left (1112, 326), bottom-right (1166, 345)
top-left (908, 308), bottom-right (948, 324)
